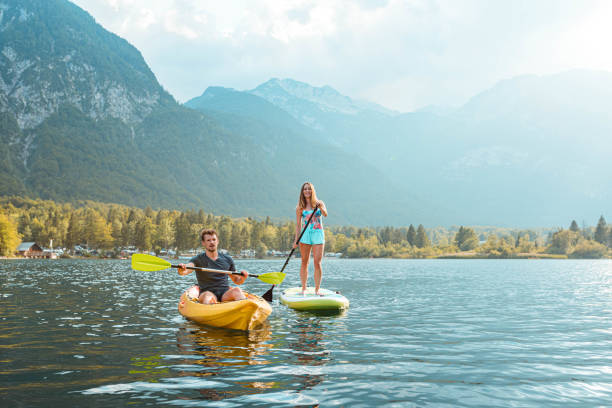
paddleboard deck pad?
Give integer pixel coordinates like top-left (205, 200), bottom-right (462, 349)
top-left (280, 287), bottom-right (349, 311)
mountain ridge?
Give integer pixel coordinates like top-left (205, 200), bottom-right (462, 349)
top-left (201, 70), bottom-right (612, 227)
top-left (251, 78), bottom-right (398, 116)
top-left (1, 0), bottom-right (610, 227)
top-left (0, 0), bottom-right (441, 226)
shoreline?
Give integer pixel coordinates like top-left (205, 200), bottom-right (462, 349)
top-left (3, 254), bottom-right (610, 260)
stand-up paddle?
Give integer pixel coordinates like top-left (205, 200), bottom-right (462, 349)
top-left (261, 205), bottom-right (319, 302)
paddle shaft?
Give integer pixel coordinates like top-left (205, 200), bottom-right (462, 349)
top-left (279, 205), bottom-right (319, 274)
top-left (173, 264), bottom-right (254, 278)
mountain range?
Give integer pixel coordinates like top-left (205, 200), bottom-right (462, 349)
top-left (0, 0), bottom-right (435, 226)
top-left (188, 73), bottom-right (612, 227)
top-left (1, 0), bottom-right (610, 227)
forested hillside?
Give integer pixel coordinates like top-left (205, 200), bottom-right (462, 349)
top-left (1, 197), bottom-right (610, 259)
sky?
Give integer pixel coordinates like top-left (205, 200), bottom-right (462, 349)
top-left (70, 0), bottom-right (612, 112)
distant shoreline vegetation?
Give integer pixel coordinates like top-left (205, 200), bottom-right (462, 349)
top-left (0, 196), bottom-right (610, 259)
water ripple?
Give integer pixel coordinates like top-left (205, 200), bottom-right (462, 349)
top-left (1, 258), bottom-right (612, 406)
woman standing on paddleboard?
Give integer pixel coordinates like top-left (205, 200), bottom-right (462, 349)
top-left (293, 182), bottom-right (328, 295)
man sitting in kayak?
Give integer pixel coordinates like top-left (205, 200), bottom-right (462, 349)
top-left (177, 229), bottom-right (248, 304)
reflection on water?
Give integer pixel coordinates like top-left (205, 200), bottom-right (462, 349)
top-left (176, 322), bottom-right (272, 368)
top-left (168, 322), bottom-right (276, 402)
top-left (287, 315), bottom-right (329, 393)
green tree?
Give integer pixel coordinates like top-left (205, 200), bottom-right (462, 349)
top-left (549, 229), bottom-right (579, 255)
top-left (126, 209), bottom-right (138, 224)
top-left (18, 213), bottom-right (32, 238)
top-left (262, 225), bottom-right (277, 249)
top-left (174, 214), bottom-right (192, 252)
top-left (570, 240), bottom-right (607, 258)
top-left (0, 212), bottom-right (20, 256)
top-left (65, 213), bottom-right (80, 249)
top-left (480, 234), bottom-right (516, 258)
top-left (134, 217), bottom-right (154, 251)
top-left (454, 226), bottom-right (479, 251)
top-left (415, 225), bottom-right (430, 248)
top-left (120, 219), bottom-right (133, 247)
top-left (517, 235), bottom-right (535, 253)
top-left (197, 209), bottom-right (206, 224)
top-left (229, 223), bottom-right (242, 252)
top-left (240, 225), bottom-right (251, 250)
top-left (569, 220), bottom-right (580, 232)
top-left (111, 218), bottom-right (123, 247)
top-left (406, 224), bottom-right (416, 246)
top-left (391, 228), bottom-right (404, 244)
top-left (20, 225), bottom-right (32, 242)
top-left (84, 210), bottom-right (114, 249)
top-left (144, 206), bottom-right (154, 219)
top-left (190, 224), bottom-right (205, 249)
top-left (480, 234), bottom-right (499, 255)
top-left (594, 215), bottom-right (608, 244)
top-left (29, 218), bottom-right (45, 244)
top-left (255, 242), bottom-right (268, 258)
top-left (379, 227), bottom-right (391, 245)
top-left (218, 222), bottom-right (232, 251)
top-left (155, 217), bottom-right (175, 250)
top-left (345, 235), bottom-right (380, 258)
top-left (331, 233), bottom-right (351, 255)
top-left (250, 221), bottom-right (264, 248)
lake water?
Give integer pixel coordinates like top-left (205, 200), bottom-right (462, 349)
top-left (1, 258), bottom-right (611, 407)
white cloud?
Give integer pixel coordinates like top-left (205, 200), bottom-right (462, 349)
top-left (71, 0), bottom-right (612, 111)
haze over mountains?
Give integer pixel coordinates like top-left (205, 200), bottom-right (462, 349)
top-left (1, 0), bottom-right (610, 227)
top-left (188, 73), bottom-right (612, 227)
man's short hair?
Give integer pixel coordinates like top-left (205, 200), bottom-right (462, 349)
top-left (200, 228), bottom-right (218, 241)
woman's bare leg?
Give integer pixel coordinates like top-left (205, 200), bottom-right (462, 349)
top-left (299, 243), bottom-right (312, 293)
top-left (312, 243), bottom-right (324, 295)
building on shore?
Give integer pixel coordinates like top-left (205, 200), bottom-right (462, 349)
top-left (17, 242), bottom-right (44, 258)
top-left (16, 242), bottom-right (58, 258)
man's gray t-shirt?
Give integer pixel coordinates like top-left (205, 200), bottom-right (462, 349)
top-left (189, 252), bottom-right (236, 297)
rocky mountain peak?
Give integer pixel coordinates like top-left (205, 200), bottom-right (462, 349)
top-left (251, 77), bottom-right (396, 117)
top-left (0, 0), bottom-right (173, 130)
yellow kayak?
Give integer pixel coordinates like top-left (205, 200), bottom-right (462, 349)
top-left (178, 285), bottom-right (272, 331)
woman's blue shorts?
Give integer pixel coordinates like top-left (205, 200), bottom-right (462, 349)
top-left (300, 228), bottom-right (325, 245)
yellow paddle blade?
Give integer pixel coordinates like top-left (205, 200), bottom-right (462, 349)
top-left (131, 253), bottom-right (172, 272)
top-left (258, 272), bottom-right (286, 285)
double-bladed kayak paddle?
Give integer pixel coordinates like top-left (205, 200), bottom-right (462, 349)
top-left (131, 253), bottom-right (286, 286)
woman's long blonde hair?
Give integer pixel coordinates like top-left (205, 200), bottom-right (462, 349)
top-left (298, 182), bottom-right (319, 210)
